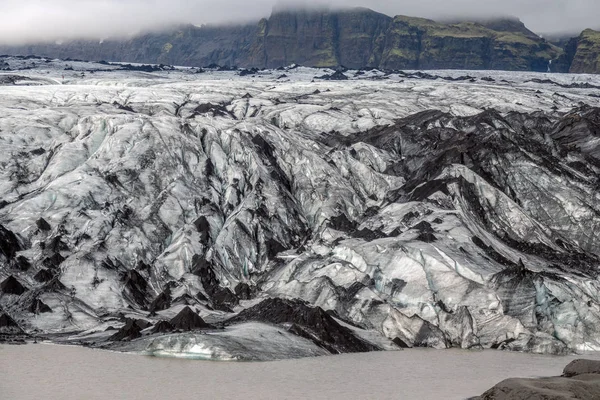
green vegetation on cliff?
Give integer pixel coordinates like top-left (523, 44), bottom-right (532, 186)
top-left (569, 29), bottom-right (600, 73)
top-left (380, 16), bottom-right (561, 71)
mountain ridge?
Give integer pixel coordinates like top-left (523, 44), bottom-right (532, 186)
top-left (2, 7), bottom-right (594, 73)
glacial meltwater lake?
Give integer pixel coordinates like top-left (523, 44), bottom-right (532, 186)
top-left (2, 344), bottom-right (600, 400)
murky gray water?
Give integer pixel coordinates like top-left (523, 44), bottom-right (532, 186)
top-left (2, 344), bottom-right (600, 400)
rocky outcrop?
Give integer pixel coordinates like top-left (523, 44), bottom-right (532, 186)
top-left (564, 359), bottom-right (600, 377)
top-left (477, 359), bottom-right (600, 399)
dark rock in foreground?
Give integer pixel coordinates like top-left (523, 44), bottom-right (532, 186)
top-left (564, 359), bottom-right (600, 377)
top-left (477, 359), bottom-right (600, 399)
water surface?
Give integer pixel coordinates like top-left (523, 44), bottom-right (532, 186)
top-left (2, 344), bottom-right (600, 400)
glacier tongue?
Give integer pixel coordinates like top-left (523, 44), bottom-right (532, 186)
top-left (1, 58), bottom-right (600, 357)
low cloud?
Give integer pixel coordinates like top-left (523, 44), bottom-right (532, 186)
top-left (0, 0), bottom-right (597, 45)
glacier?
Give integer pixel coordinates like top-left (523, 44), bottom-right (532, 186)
top-left (1, 56), bottom-right (600, 359)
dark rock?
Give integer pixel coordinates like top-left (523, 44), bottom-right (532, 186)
top-left (191, 257), bottom-right (238, 311)
top-left (490, 338), bottom-right (516, 350)
top-left (190, 255), bottom-right (210, 276)
top-left (43, 277), bottom-right (67, 291)
top-left (34, 269), bottom-right (54, 283)
top-left (13, 255), bottom-right (31, 271)
top-left (136, 260), bottom-right (151, 271)
top-left (150, 320), bottom-right (174, 334)
top-left (0, 313), bottom-right (24, 334)
top-left (265, 238), bottom-right (287, 258)
top-left (42, 253), bottom-right (65, 269)
top-left (234, 283), bottom-right (255, 300)
top-left (316, 71), bottom-right (349, 81)
top-left (1, 275), bottom-right (27, 295)
top-left (477, 359), bottom-right (600, 400)
top-left (134, 319), bottom-right (152, 330)
top-left (563, 359), bottom-right (600, 377)
top-left (169, 306), bottom-right (213, 331)
top-left (390, 278), bottom-right (407, 293)
top-left (526, 78), bottom-right (600, 89)
top-left (193, 103), bottom-right (230, 117)
top-left (411, 221), bottom-right (435, 233)
top-left (108, 319), bottom-right (145, 341)
top-left (352, 228), bottom-right (387, 241)
top-left (0, 224), bottom-right (21, 260)
top-left (416, 232), bottom-right (437, 243)
top-left (149, 289), bottom-right (172, 312)
top-left (113, 102), bottom-right (134, 112)
top-left (36, 218), bottom-right (52, 231)
top-left (196, 291), bottom-right (208, 301)
top-left (123, 270), bottom-right (148, 307)
top-left (413, 321), bottom-right (448, 348)
top-left (472, 236), bottom-right (516, 268)
top-left (118, 63), bottom-right (163, 72)
top-left (226, 298), bottom-right (379, 354)
top-left (328, 213), bottom-right (357, 232)
top-left (210, 288), bottom-right (238, 312)
top-left (392, 337), bottom-right (410, 348)
top-left (239, 68), bottom-right (258, 76)
top-left (45, 235), bottom-right (69, 253)
top-left (28, 299), bottom-right (52, 314)
top-left (402, 211), bottom-right (420, 224)
top-left (193, 217), bottom-right (211, 245)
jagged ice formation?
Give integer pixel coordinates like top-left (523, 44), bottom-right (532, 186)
top-left (1, 59), bottom-right (600, 359)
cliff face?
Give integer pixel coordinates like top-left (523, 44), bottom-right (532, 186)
top-left (248, 8), bottom-right (391, 68)
top-left (379, 16), bottom-right (560, 71)
top-left (258, 9), bottom-right (340, 68)
top-left (569, 29), bottom-right (600, 73)
top-left (0, 8), bottom-right (570, 72)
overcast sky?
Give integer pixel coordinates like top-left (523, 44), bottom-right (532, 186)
top-left (0, 0), bottom-right (597, 44)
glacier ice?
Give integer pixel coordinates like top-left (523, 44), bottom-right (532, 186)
top-left (1, 57), bottom-right (600, 357)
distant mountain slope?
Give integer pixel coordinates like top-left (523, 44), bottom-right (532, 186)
top-left (0, 8), bottom-right (569, 72)
top-left (378, 15), bottom-right (559, 71)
